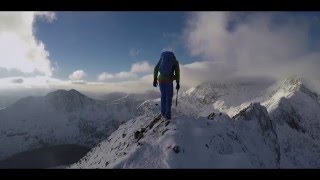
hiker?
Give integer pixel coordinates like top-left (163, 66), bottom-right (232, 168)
top-left (153, 51), bottom-right (180, 120)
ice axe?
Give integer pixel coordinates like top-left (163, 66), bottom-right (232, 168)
top-left (176, 89), bottom-right (178, 107)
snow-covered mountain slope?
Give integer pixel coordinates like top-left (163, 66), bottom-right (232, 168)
top-left (70, 76), bottom-right (320, 168)
top-left (260, 77), bottom-right (320, 167)
top-left (70, 103), bottom-right (282, 168)
top-left (0, 89), bottom-right (140, 161)
top-left (175, 78), bottom-right (275, 117)
top-left (89, 90), bottom-right (160, 104)
top-left (263, 77), bottom-right (319, 129)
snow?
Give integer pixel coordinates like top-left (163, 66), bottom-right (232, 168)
top-left (69, 103), bottom-right (281, 168)
top-left (2, 76), bottom-right (320, 168)
top-left (0, 89), bottom-right (141, 160)
top-left (69, 76), bottom-right (320, 168)
top-left (111, 94), bottom-right (130, 104)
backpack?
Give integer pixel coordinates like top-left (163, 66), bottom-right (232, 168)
top-left (159, 51), bottom-right (176, 77)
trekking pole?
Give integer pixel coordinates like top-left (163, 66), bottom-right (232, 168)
top-left (176, 89), bottom-right (178, 107)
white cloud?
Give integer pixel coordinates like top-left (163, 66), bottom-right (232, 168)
top-left (7, 55), bottom-right (316, 98)
top-left (0, 75), bottom-right (153, 95)
top-left (180, 61), bottom-right (235, 87)
top-left (98, 61), bottom-right (152, 82)
top-left (129, 48), bottom-right (140, 57)
top-left (0, 60), bottom-right (227, 96)
top-left (0, 76), bottom-right (67, 90)
top-left (117, 71), bottom-right (137, 79)
top-left (0, 12), bottom-right (56, 77)
top-left (69, 70), bottom-right (87, 80)
top-left (184, 12), bottom-right (318, 81)
top-left (98, 72), bottom-right (114, 81)
top-left (98, 71), bottom-right (137, 81)
top-left (130, 61), bottom-right (153, 74)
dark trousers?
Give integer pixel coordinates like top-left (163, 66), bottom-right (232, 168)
top-left (159, 82), bottom-right (173, 118)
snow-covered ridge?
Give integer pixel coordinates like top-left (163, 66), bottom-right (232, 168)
top-left (70, 102), bottom-right (282, 168)
top-left (70, 76), bottom-right (320, 168)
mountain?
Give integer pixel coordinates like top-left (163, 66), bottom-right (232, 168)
top-left (70, 76), bottom-right (320, 168)
top-left (260, 77), bottom-right (320, 167)
top-left (86, 90), bottom-right (160, 103)
top-left (175, 77), bottom-right (275, 117)
top-left (69, 103), bottom-right (280, 168)
top-left (0, 89), bottom-right (140, 161)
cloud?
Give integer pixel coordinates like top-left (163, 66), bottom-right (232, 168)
top-left (130, 61), bottom-right (153, 74)
top-left (179, 61), bottom-right (236, 87)
top-left (184, 12), bottom-right (319, 81)
top-left (0, 12), bottom-right (56, 77)
top-left (98, 71), bottom-right (137, 82)
top-left (0, 76), bottom-right (154, 95)
top-left (0, 76), bottom-right (67, 90)
top-left (98, 61), bottom-right (152, 82)
top-left (71, 80), bottom-right (87, 85)
top-left (129, 48), bottom-right (140, 57)
top-left (117, 71), bottom-right (137, 79)
top-left (69, 70), bottom-right (87, 80)
top-left (4, 55), bottom-right (309, 100)
top-left (98, 72), bottom-right (114, 81)
top-left (0, 60), bottom-right (228, 96)
top-left (11, 78), bottom-right (23, 84)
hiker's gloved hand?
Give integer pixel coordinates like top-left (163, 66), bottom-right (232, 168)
top-left (153, 79), bottom-right (158, 87)
top-left (176, 83), bottom-right (180, 90)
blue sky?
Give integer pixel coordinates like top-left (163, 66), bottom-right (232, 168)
top-left (1, 11), bottom-right (320, 94)
top-left (34, 12), bottom-right (195, 81)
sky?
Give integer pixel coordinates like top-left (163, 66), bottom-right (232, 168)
top-left (33, 12), bottom-right (194, 81)
top-left (1, 11), bottom-right (320, 97)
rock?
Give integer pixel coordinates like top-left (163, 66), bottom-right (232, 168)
top-left (173, 145), bottom-right (180, 153)
top-left (207, 112), bottom-right (216, 120)
top-left (155, 103), bottom-right (158, 106)
top-left (134, 131), bottom-right (143, 140)
top-left (162, 129), bottom-right (169, 135)
top-left (165, 121), bottom-right (170, 127)
top-left (149, 115), bottom-right (162, 129)
top-left (141, 128), bottom-right (146, 133)
top-left (105, 162), bottom-right (109, 166)
top-left (232, 104), bottom-right (251, 119)
top-left (122, 134), bottom-right (126, 138)
top-left (205, 144), bottom-right (209, 149)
